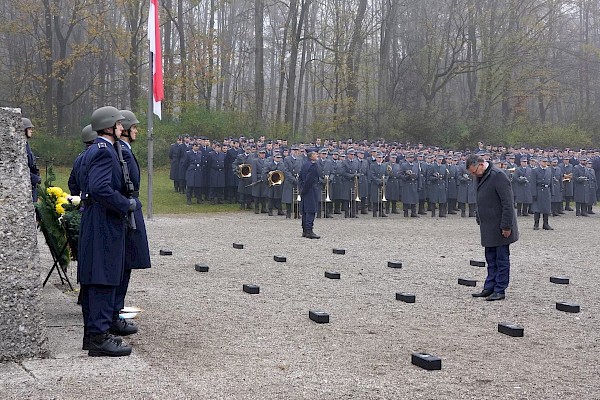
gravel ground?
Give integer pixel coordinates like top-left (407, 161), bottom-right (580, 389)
top-left (2, 210), bottom-right (599, 399)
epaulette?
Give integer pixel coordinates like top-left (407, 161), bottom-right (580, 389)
top-left (97, 142), bottom-right (107, 149)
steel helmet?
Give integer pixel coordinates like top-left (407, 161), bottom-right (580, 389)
top-left (22, 118), bottom-right (34, 131)
top-left (81, 124), bottom-right (97, 143)
top-left (90, 106), bottom-right (125, 132)
top-left (119, 110), bottom-right (140, 131)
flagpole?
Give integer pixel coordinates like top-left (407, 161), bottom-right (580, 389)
top-left (147, 51), bottom-right (154, 220)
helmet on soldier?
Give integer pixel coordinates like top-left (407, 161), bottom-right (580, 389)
top-left (91, 106), bottom-right (125, 132)
top-left (22, 118), bottom-right (34, 131)
top-left (81, 124), bottom-right (97, 143)
top-left (119, 110), bottom-right (140, 131)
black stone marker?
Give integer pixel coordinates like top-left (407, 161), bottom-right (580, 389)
top-left (411, 352), bottom-right (441, 370)
top-left (396, 292), bottom-right (416, 303)
top-left (194, 264), bottom-right (209, 272)
top-left (332, 248), bottom-right (346, 255)
top-left (274, 255), bottom-right (286, 262)
top-left (550, 276), bottom-right (569, 285)
top-left (498, 322), bottom-right (524, 337)
top-left (243, 284), bottom-right (260, 294)
top-left (470, 259), bottom-right (486, 267)
top-left (233, 243), bottom-right (244, 249)
top-left (388, 260), bottom-right (403, 269)
top-left (309, 310), bottom-right (329, 324)
top-left (159, 250), bottom-right (172, 256)
top-left (458, 278), bottom-right (477, 287)
top-left (556, 302), bottom-right (580, 313)
top-left (325, 271), bottom-right (341, 279)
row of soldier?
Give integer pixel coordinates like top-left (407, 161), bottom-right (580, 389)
top-left (169, 137), bottom-right (598, 228)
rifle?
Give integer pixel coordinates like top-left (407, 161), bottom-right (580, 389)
top-left (114, 141), bottom-right (137, 230)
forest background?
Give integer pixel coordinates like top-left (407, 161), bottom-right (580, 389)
top-left (1, 0), bottom-right (599, 167)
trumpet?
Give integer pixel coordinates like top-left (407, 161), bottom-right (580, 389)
top-left (236, 163), bottom-right (252, 178)
top-left (353, 175), bottom-right (361, 202)
top-left (267, 170), bottom-right (285, 186)
top-left (381, 175), bottom-right (388, 202)
top-left (325, 175), bottom-right (332, 202)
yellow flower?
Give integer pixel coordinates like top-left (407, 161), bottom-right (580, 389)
top-left (47, 186), bottom-right (65, 198)
top-left (55, 203), bottom-right (65, 215)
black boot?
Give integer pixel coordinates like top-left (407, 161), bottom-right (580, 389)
top-left (361, 203), bottom-right (368, 214)
top-left (522, 204), bottom-right (530, 217)
top-left (534, 213), bottom-right (540, 230)
top-left (334, 201), bottom-right (342, 214)
top-left (431, 205), bottom-right (436, 217)
top-left (83, 332), bottom-right (122, 351)
top-left (517, 203), bottom-right (522, 216)
top-left (109, 317), bottom-right (138, 336)
top-left (254, 200), bottom-right (260, 214)
top-left (410, 204), bottom-right (419, 218)
top-left (588, 205), bottom-right (595, 214)
top-left (305, 230), bottom-right (320, 239)
top-left (286, 207), bottom-right (292, 219)
top-left (88, 333), bottom-right (132, 357)
top-left (460, 203), bottom-right (466, 217)
top-left (391, 202), bottom-right (400, 214)
top-left (565, 199), bottom-right (573, 211)
top-left (372, 204), bottom-right (378, 217)
top-left (404, 209), bottom-right (409, 217)
top-left (418, 200), bottom-right (426, 214)
top-left (542, 214), bottom-right (554, 230)
top-left (439, 203), bottom-right (447, 217)
top-left (468, 204), bottom-right (476, 217)
top-left (186, 197), bottom-right (192, 205)
top-left (302, 229), bottom-right (307, 238)
top-left (447, 199), bottom-right (457, 214)
top-left (385, 202), bottom-right (390, 214)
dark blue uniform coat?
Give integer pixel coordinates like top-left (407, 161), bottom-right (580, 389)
top-left (78, 138), bottom-right (131, 286)
top-left (184, 150), bottom-right (204, 187)
top-left (68, 150), bottom-right (86, 195)
top-left (208, 151), bottom-right (226, 188)
top-left (299, 160), bottom-right (320, 213)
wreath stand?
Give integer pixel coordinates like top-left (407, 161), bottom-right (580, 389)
top-left (35, 208), bottom-right (74, 290)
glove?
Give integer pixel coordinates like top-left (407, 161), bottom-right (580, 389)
top-left (128, 198), bottom-right (137, 211)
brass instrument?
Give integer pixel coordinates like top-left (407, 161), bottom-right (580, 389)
top-left (386, 164), bottom-right (393, 174)
top-left (563, 173), bottom-right (573, 182)
top-left (237, 163), bottom-right (252, 178)
top-left (506, 167), bottom-right (516, 172)
top-left (267, 170), bottom-right (285, 186)
top-left (325, 175), bottom-right (332, 202)
top-left (353, 175), bottom-right (361, 202)
top-left (292, 174), bottom-right (301, 219)
top-left (381, 175), bottom-right (388, 202)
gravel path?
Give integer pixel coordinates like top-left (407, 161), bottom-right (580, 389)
top-left (1, 210), bottom-right (598, 399)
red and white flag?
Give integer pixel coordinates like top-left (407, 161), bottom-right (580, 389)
top-left (148, 0), bottom-right (163, 119)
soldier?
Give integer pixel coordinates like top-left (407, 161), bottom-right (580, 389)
top-left (299, 149), bottom-right (321, 239)
top-left (531, 158), bottom-right (553, 230)
top-left (68, 125), bottom-right (97, 196)
top-left (225, 140), bottom-right (241, 203)
top-left (177, 136), bottom-right (191, 193)
top-left (251, 149), bottom-right (268, 214)
top-left (282, 148), bottom-right (303, 218)
top-left (317, 148), bottom-right (333, 218)
top-left (550, 158), bottom-right (563, 216)
top-left (513, 158), bottom-right (533, 216)
top-left (331, 151), bottom-right (344, 214)
top-left (169, 137), bottom-right (182, 192)
top-left (385, 153), bottom-right (402, 214)
top-left (341, 149), bottom-right (360, 218)
top-left (207, 143), bottom-right (226, 204)
top-left (585, 160), bottom-right (597, 214)
top-left (560, 157), bottom-right (574, 211)
top-left (112, 110), bottom-right (151, 338)
top-left (572, 157), bottom-right (589, 216)
top-left (233, 145), bottom-right (254, 210)
top-left (198, 137), bottom-right (212, 202)
top-left (183, 143), bottom-right (203, 205)
top-left (457, 161), bottom-right (477, 217)
top-left (356, 150), bottom-right (369, 213)
top-left (368, 153), bottom-right (388, 217)
top-left (23, 117), bottom-right (41, 202)
top-left (399, 153), bottom-right (420, 217)
top-left (417, 153), bottom-right (428, 214)
top-left (263, 152), bottom-right (285, 216)
top-left (78, 106), bottom-right (133, 357)
top-left (427, 155), bottom-right (448, 217)
top-left (446, 156), bottom-right (459, 214)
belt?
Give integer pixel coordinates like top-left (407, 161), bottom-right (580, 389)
top-left (538, 184), bottom-right (549, 188)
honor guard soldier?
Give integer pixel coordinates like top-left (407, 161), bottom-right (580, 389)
top-left (417, 153), bottom-right (428, 214)
top-left (573, 157), bottom-right (589, 216)
top-left (446, 156), bottom-right (460, 214)
top-left (251, 149), bottom-right (268, 213)
top-left (368, 152), bottom-right (388, 217)
top-left (550, 158), bottom-right (564, 216)
top-left (331, 151), bottom-right (345, 215)
top-left (427, 155), bottom-right (448, 217)
top-left (531, 157), bottom-right (553, 230)
top-left (513, 157), bottom-right (533, 216)
top-left (183, 143), bottom-right (203, 205)
top-left (208, 143), bottom-right (226, 204)
top-left (225, 140), bottom-right (241, 203)
top-left (177, 136), bottom-right (191, 193)
top-left (113, 110), bottom-right (151, 337)
top-left (282, 147), bottom-right (303, 218)
top-left (356, 149), bottom-right (369, 213)
top-left (317, 148), bottom-right (334, 218)
top-left (78, 106), bottom-right (134, 357)
top-left (560, 157), bottom-right (574, 211)
top-left (400, 153), bottom-right (420, 217)
top-left (169, 137), bottom-right (182, 192)
top-left (299, 149), bottom-right (321, 239)
top-left (585, 160), bottom-right (597, 214)
top-left (385, 153), bottom-right (402, 214)
top-left (341, 149), bottom-right (360, 217)
top-left (264, 152), bottom-right (285, 215)
top-left (233, 145), bottom-right (254, 210)
top-left (68, 125), bottom-right (97, 196)
top-left (457, 160), bottom-right (477, 217)
top-left (23, 118), bottom-right (41, 202)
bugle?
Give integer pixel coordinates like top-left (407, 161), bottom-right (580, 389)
top-left (267, 170), bottom-right (285, 186)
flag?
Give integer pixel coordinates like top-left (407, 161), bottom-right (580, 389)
top-left (148, 0), bottom-right (163, 119)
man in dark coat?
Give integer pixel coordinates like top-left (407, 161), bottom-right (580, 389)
top-left (233, 145), bottom-right (254, 209)
top-left (78, 106), bottom-right (134, 356)
top-left (513, 158), bottom-right (533, 216)
top-left (573, 157), bottom-right (589, 216)
top-left (399, 153), bottom-right (420, 217)
top-left (208, 143), bottom-right (226, 204)
top-left (68, 125), bottom-right (97, 196)
top-left (559, 157), bottom-right (574, 211)
top-left (368, 153), bottom-right (388, 217)
top-left (169, 138), bottom-right (182, 192)
top-left (23, 118), bottom-right (41, 202)
top-left (299, 150), bottom-right (320, 239)
top-left (183, 143), bottom-right (203, 205)
top-left (177, 136), bottom-right (191, 193)
top-left (531, 158), bottom-right (553, 230)
top-left (112, 110), bottom-right (151, 338)
top-left (466, 154), bottom-right (519, 301)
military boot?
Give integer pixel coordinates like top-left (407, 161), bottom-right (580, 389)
top-left (109, 317), bottom-right (138, 336)
top-left (468, 204), bottom-right (476, 217)
top-left (88, 333), bottom-right (132, 357)
top-left (431, 206), bottom-right (436, 217)
top-left (517, 203), bottom-right (522, 216)
top-left (588, 205), bottom-right (595, 214)
top-left (542, 214), bottom-right (554, 230)
top-left (533, 213), bottom-right (540, 230)
top-left (305, 230), bottom-right (320, 239)
top-left (460, 203), bottom-right (466, 217)
top-left (404, 209), bottom-right (409, 217)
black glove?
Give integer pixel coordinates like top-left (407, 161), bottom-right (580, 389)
top-left (128, 199), bottom-right (137, 211)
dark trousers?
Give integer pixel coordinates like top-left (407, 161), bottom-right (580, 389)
top-left (209, 187), bottom-right (224, 201)
top-left (187, 186), bottom-right (201, 201)
top-left (114, 269), bottom-right (132, 318)
top-left (302, 212), bottom-right (316, 230)
top-left (484, 245), bottom-right (510, 294)
top-left (81, 284), bottom-right (116, 334)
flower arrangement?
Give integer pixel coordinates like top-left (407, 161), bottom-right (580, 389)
top-left (34, 166), bottom-right (81, 271)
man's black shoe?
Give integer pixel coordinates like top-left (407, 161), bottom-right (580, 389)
top-left (543, 225), bottom-right (554, 230)
top-left (109, 318), bottom-right (138, 336)
top-left (83, 334), bottom-right (122, 350)
top-left (88, 333), bottom-right (132, 357)
top-left (305, 230), bottom-right (320, 239)
top-left (485, 292), bottom-right (505, 301)
top-left (472, 289), bottom-right (493, 298)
